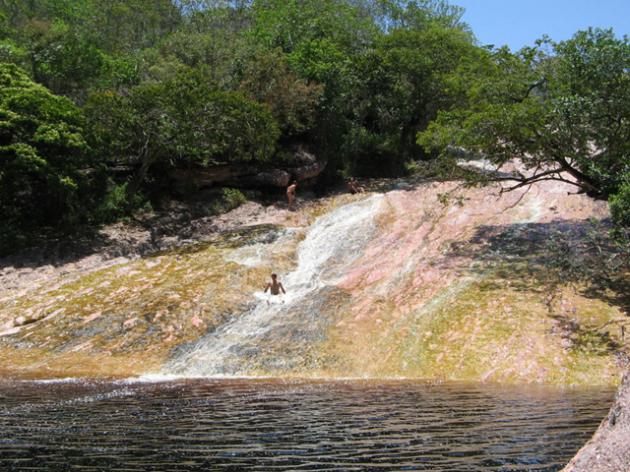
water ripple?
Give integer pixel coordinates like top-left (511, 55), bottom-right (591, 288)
top-left (0, 379), bottom-right (613, 472)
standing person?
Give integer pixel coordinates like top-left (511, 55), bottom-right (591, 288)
top-left (264, 273), bottom-right (286, 305)
top-left (286, 180), bottom-right (298, 210)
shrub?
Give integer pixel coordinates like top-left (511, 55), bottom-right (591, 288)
top-left (210, 188), bottom-right (248, 215)
top-left (610, 180), bottom-right (630, 229)
top-left (0, 64), bottom-right (90, 253)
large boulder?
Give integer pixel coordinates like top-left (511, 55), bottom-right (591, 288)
top-left (172, 145), bottom-right (326, 190)
top-left (241, 169), bottom-right (291, 188)
top-left (563, 371), bottom-right (630, 472)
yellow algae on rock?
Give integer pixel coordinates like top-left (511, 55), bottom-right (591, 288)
top-left (0, 180), bottom-right (627, 385)
top-left (0, 225), bottom-right (298, 378)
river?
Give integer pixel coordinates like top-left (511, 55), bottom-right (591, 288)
top-left (0, 378), bottom-right (613, 471)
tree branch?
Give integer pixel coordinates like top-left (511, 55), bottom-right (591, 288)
top-left (510, 77), bottom-right (547, 103)
top-left (555, 156), bottom-right (599, 192)
top-left (499, 175), bottom-right (584, 194)
top-left (472, 166), bottom-right (587, 195)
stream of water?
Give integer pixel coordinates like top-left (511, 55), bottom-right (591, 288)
top-left (0, 378), bottom-right (613, 471)
top-left (166, 195), bottom-right (385, 377)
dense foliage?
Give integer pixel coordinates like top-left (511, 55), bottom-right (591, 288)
top-left (85, 70), bottom-right (279, 202)
top-left (0, 0), bottom-right (628, 252)
top-left (419, 28), bottom-right (630, 227)
top-left (0, 63), bottom-right (91, 247)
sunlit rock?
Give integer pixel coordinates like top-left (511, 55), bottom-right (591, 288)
top-left (0, 180), bottom-right (626, 384)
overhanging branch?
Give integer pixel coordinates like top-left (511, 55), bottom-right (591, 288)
top-left (471, 166), bottom-right (587, 194)
top-left (499, 176), bottom-right (584, 194)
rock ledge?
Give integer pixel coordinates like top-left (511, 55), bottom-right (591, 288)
top-left (563, 371), bottom-right (630, 472)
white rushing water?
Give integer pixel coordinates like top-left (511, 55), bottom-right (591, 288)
top-left (163, 195), bottom-right (384, 377)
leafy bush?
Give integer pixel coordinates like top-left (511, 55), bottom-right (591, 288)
top-left (93, 182), bottom-right (142, 223)
top-left (0, 39), bottom-right (28, 67)
top-left (0, 64), bottom-right (91, 252)
top-left (209, 188), bottom-right (248, 215)
top-left (610, 179), bottom-right (630, 228)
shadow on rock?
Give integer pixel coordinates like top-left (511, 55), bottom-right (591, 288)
top-left (448, 218), bottom-right (630, 314)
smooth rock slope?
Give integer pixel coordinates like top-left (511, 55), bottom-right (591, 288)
top-left (0, 179), bottom-right (626, 384)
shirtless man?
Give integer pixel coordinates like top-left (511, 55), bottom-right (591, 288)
top-left (286, 180), bottom-right (298, 210)
top-left (347, 177), bottom-right (364, 194)
top-left (264, 273), bottom-right (286, 304)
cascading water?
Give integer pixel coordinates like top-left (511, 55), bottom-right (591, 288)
top-left (2, 178), bottom-right (622, 384)
top-left (164, 195), bottom-right (385, 377)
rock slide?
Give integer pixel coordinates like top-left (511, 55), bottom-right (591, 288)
top-left (0, 178), bottom-right (625, 385)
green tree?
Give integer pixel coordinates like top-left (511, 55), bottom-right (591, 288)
top-left (0, 0), bottom-right (182, 53)
top-left (361, 0), bottom-right (468, 32)
top-left (86, 0), bottom-right (182, 53)
top-left (610, 179), bottom-right (630, 228)
top-left (420, 28), bottom-right (630, 200)
top-left (85, 69), bottom-right (279, 203)
top-left (331, 22), bottom-right (475, 176)
top-left (0, 63), bottom-right (89, 249)
top-left (0, 38), bottom-right (28, 68)
top-left (272, 4), bottom-right (375, 163)
top-left (150, 28), bottom-right (245, 87)
top-left (238, 48), bottom-right (323, 137)
top-left (250, 0), bottom-right (377, 55)
top-left (26, 20), bottom-right (107, 99)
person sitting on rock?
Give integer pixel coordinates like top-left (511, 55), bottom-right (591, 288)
top-left (287, 180), bottom-right (298, 210)
top-left (347, 177), bottom-right (365, 194)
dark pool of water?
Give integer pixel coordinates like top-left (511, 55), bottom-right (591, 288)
top-left (0, 378), bottom-right (613, 471)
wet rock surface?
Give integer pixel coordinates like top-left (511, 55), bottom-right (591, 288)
top-left (0, 192), bottom-right (361, 378)
top-left (0, 175), bottom-right (628, 471)
top-left (0, 198), bottom-right (307, 298)
top-left (1, 179), bottom-right (628, 383)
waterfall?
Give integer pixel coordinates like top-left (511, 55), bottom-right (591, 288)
top-left (163, 195), bottom-right (384, 377)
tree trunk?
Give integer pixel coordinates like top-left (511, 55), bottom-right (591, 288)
top-left (556, 157), bottom-right (600, 195)
top-left (125, 151), bottom-right (153, 206)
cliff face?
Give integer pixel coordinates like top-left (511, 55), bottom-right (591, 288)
top-left (0, 178), bottom-right (627, 384)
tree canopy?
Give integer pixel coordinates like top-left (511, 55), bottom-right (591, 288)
top-left (0, 63), bottom-right (89, 246)
top-left (420, 29), bottom-right (630, 208)
top-left (0, 0), bottom-right (628, 252)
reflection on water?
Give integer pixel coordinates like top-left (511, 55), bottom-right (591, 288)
top-left (0, 379), bottom-right (613, 471)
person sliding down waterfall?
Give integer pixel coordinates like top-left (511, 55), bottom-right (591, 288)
top-left (264, 273), bottom-right (286, 305)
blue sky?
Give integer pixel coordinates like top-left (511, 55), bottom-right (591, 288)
top-left (453, 0), bottom-right (629, 50)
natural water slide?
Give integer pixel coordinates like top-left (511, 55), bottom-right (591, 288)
top-left (166, 195), bottom-right (385, 377)
top-left (0, 178), bottom-right (628, 470)
top-left (0, 179), bottom-right (626, 384)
